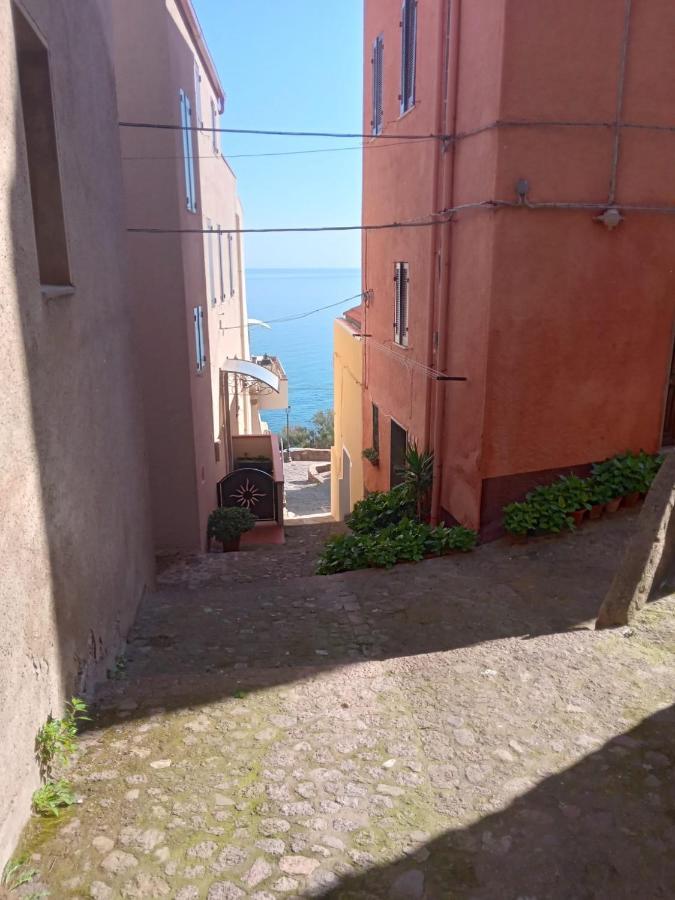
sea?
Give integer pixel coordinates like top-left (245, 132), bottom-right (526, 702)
top-left (247, 268), bottom-right (361, 432)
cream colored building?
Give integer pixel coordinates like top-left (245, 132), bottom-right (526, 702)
top-left (107, 0), bottom-right (282, 552)
top-left (331, 307), bottom-right (365, 520)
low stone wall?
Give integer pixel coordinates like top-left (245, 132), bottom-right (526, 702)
top-left (289, 448), bottom-right (331, 462)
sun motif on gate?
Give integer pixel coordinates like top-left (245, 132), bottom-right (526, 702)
top-left (230, 478), bottom-right (266, 509)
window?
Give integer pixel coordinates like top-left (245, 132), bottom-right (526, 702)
top-left (180, 89), bottom-right (197, 212)
top-left (216, 226), bottom-right (226, 302)
top-left (371, 34), bottom-right (384, 135)
top-left (372, 403), bottom-right (380, 454)
top-left (206, 220), bottom-right (216, 305)
top-left (193, 306), bottom-right (206, 373)
top-left (13, 4), bottom-right (71, 286)
top-left (194, 61), bottom-right (203, 128)
top-left (210, 99), bottom-right (219, 155)
top-left (227, 233), bottom-right (235, 296)
top-left (400, 0), bottom-right (417, 114)
top-left (394, 262), bottom-right (409, 346)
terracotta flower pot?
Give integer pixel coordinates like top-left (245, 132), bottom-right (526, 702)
top-left (572, 509), bottom-right (586, 527)
top-left (221, 537), bottom-right (241, 552)
top-left (605, 497), bottom-right (622, 514)
top-left (623, 492), bottom-right (641, 508)
top-left (589, 503), bottom-right (605, 520)
top-left (508, 533), bottom-right (528, 545)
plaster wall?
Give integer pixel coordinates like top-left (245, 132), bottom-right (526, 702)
top-left (331, 318), bottom-right (364, 520)
top-left (479, 0), bottom-right (675, 490)
top-left (108, 0), bottom-right (251, 551)
top-left (0, 0), bottom-right (154, 863)
top-left (361, 0), bottom-right (445, 495)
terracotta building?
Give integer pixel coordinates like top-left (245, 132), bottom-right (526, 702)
top-left (107, 0), bottom-right (286, 552)
top-left (361, 0), bottom-right (675, 534)
top-left (0, 0), bottom-right (154, 862)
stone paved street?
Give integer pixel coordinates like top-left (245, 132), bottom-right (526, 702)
top-left (15, 513), bottom-right (675, 899)
top-left (283, 462), bottom-right (331, 518)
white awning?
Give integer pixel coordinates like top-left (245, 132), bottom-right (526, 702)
top-left (221, 358), bottom-right (280, 392)
top-left (247, 318), bottom-right (271, 329)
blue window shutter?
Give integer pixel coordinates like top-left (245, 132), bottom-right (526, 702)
top-left (400, 0), bottom-right (417, 113)
top-left (372, 35), bottom-right (384, 135)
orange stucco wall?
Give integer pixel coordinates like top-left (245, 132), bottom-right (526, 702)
top-left (363, 0), bottom-right (675, 531)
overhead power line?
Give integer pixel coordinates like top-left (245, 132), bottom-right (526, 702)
top-left (120, 137), bottom-right (433, 162)
top-left (119, 121), bottom-right (448, 141)
top-left (128, 217), bottom-right (450, 236)
top-left (221, 292), bottom-right (365, 330)
top-left (129, 211), bottom-right (452, 236)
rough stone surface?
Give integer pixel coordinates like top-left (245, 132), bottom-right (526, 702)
top-left (12, 518), bottom-right (675, 899)
top-left (597, 453), bottom-right (675, 627)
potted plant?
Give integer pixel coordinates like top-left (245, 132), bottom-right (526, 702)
top-left (207, 507), bottom-right (256, 552)
top-left (556, 475), bottom-right (592, 527)
top-left (362, 447), bottom-right (380, 466)
top-left (587, 479), bottom-right (612, 519)
top-left (503, 501), bottom-right (537, 543)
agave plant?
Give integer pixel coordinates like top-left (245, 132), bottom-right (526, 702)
top-left (398, 442), bottom-right (434, 522)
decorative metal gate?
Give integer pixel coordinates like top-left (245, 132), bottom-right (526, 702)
top-left (217, 467), bottom-right (276, 521)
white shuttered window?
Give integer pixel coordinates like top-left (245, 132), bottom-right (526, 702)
top-left (394, 262), bottom-right (409, 347)
top-left (193, 306), bottom-right (206, 373)
top-left (194, 62), bottom-right (203, 127)
top-left (180, 89), bottom-right (197, 212)
top-left (206, 220), bottom-right (216, 305)
top-left (371, 35), bottom-right (384, 135)
top-left (217, 227), bottom-right (226, 302)
top-left (228, 233), bottom-right (235, 296)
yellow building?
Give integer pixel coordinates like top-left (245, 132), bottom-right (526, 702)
top-left (331, 307), bottom-right (365, 520)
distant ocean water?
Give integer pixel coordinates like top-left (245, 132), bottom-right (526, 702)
top-left (247, 268), bottom-right (361, 432)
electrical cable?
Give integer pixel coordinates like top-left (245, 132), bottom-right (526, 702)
top-left (120, 137), bottom-right (433, 161)
top-left (119, 121), bottom-right (449, 141)
top-left (128, 211), bottom-right (452, 236)
top-left (219, 292), bottom-right (365, 329)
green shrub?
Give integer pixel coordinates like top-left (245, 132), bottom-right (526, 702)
top-left (207, 507), bottom-right (256, 543)
top-left (317, 519), bottom-right (477, 575)
top-left (35, 698), bottom-right (89, 780)
top-left (32, 779), bottom-right (75, 817)
top-left (346, 485), bottom-right (415, 535)
top-left (592, 451), bottom-right (663, 497)
top-left (502, 452), bottom-right (663, 536)
top-left (362, 447), bottom-right (379, 464)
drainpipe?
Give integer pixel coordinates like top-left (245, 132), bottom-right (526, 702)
top-left (430, 0), bottom-right (462, 525)
top-left (424, 0), bottom-right (453, 451)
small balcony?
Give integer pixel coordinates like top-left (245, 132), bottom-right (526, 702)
top-left (248, 354), bottom-right (289, 410)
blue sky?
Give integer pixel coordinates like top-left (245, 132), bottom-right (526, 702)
top-left (192, 0), bottom-right (364, 269)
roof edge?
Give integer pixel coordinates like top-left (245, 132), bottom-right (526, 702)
top-left (176, 0), bottom-right (226, 111)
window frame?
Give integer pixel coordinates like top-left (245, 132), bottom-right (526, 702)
top-left (13, 3), bottom-right (72, 287)
top-left (193, 305), bottom-right (206, 373)
top-left (400, 0), bottom-right (418, 115)
top-left (394, 261), bottom-right (409, 347)
top-left (206, 219), bottom-right (216, 306)
top-left (371, 34), bottom-right (384, 136)
top-left (372, 403), bottom-right (380, 454)
top-left (217, 226), bottom-right (226, 302)
top-left (180, 88), bottom-right (197, 212)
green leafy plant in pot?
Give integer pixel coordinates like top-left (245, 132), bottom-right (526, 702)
top-left (208, 507), bottom-right (256, 551)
